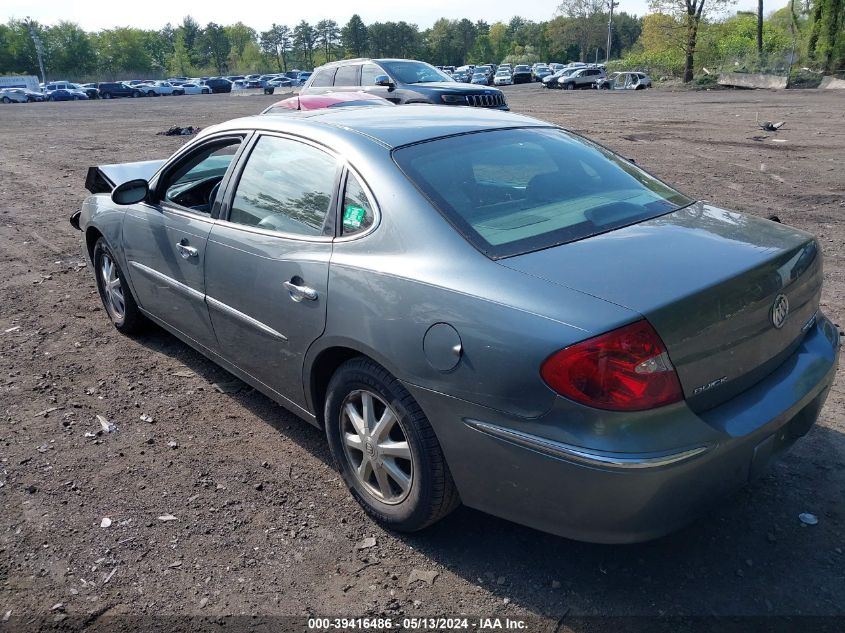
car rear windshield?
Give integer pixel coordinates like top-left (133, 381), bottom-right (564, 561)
top-left (393, 127), bottom-right (693, 259)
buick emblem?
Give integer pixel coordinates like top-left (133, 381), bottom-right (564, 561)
top-left (771, 294), bottom-right (789, 329)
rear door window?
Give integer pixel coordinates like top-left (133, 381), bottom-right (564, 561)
top-left (310, 68), bottom-right (337, 87)
top-left (341, 173), bottom-right (375, 235)
top-left (334, 65), bottom-right (360, 87)
top-left (228, 136), bottom-right (339, 236)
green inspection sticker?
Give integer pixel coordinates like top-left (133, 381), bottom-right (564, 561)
top-left (343, 205), bottom-right (366, 230)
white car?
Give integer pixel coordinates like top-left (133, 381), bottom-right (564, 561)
top-left (0, 88), bottom-right (30, 103)
top-left (139, 81), bottom-right (177, 96)
top-left (178, 82), bottom-right (211, 95)
top-left (493, 71), bottom-right (513, 86)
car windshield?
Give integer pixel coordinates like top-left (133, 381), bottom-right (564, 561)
top-left (515, 66), bottom-right (530, 72)
top-left (380, 60), bottom-right (452, 84)
top-left (496, 71), bottom-right (509, 76)
top-left (393, 127), bottom-right (693, 259)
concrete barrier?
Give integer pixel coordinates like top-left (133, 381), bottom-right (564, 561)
top-left (819, 76), bottom-right (845, 89)
top-left (717, 72), bottom-right (788, 89)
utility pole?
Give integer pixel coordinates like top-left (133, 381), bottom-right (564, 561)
top-left (605, 0), bottom-right (619, 64)
top-left (25, 17), bottom-right (47, 84)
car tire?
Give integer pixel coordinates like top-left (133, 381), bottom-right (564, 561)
top-left (325, 357), bottom-right (460, 532)
top-left (93, 238), bottom-right (146, 334)
top-left (103, 92), bottom-right (112, 99)
top-left (566, 83), bottom-right (575, 90)
top-left (202, 89), bottom-right (210, 95)
top-left (1, 96), bottom-right (10, 104)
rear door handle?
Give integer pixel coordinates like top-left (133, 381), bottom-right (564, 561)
top-left (176, 241), bottom-right (198, 259)
top-left (283, 280), bottom-right (318, 302)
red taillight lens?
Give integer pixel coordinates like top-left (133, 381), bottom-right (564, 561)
top-left (540, 320), bottom-right (683, 411)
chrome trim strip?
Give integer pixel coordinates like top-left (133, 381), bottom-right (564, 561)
top-left (128, 261), bottom-right (205, 302)
top-left (465, 419), bottom-right (711, 469)
top-left (205, 296), bottom-right (288, 341)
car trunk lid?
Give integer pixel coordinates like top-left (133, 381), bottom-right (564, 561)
top-left (499, 204), bottom-right (823, 411)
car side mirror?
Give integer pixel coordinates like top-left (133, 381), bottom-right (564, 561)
top-left (374, 75), bottom-right (393, 88)
top-left (111, 179), bottom-right (149, 205)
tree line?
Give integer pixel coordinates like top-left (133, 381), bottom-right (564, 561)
top-left (0, 11), bottom-right (642, 82)
top-left (0, 1), bottom-right (841, 84)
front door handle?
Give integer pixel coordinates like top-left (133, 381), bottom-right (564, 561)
top-left (176, 241), bottom-right (198, 259)
top-left (283, 279), bottom-right (318, 302)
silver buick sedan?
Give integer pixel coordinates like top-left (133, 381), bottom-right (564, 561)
top-left (72, 107), bottom-right (839, 543)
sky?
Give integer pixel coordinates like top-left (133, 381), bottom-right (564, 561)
top-left (8, 0), bottom-right (765, 32)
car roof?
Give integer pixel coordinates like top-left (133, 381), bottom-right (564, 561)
top-left (208, 106), bottom-right (548, 149)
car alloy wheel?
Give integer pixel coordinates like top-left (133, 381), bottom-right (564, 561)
top-left (92, 238), bottom-right (146, 334)
top-left (1, 97), bottom-right (10, 104)
top-left (99, 252), bottom-right (126, 323)
top-left (340, 389), bottom-right (414, 504)
top-left (566, 83), bottom-right (575, 90)
top-left (325, 358), bottom-right (460, 531)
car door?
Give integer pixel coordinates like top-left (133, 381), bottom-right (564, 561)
top-left (204, 133), bottom-right (340, 410)
top-left (121, 134), bottom-right (246, 354)
top-left (360, 63), bottom-right (403, 103)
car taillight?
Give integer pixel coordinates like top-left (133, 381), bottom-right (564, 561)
top-left (540, 320), bottom-right (683, 411)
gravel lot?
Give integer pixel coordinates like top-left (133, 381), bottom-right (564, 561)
top-left (1, 84), bottom-right (843, 629)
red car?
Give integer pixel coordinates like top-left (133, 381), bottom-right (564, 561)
top-left (261, 91), bottom-right (394, 113)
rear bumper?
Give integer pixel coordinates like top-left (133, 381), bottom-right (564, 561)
top-left (405, 315), bottom-right (840, 543)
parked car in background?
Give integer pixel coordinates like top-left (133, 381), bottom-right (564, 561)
top-left (200, 78), bottom-right (233, 93)
top-left (139, 81), bottom-right (177, 96)
top-left (72, 106), bottom-right (838, 544)
top-left (533, 65), bottom-right (552, 81)
top-left (559, 66), bottom-right (606, 89)
top-left (178, 82), bottom-right (211, 95)
top-left (493, 69), bottom-right (513, 86)
top-left (543, 67), bottom-right (578, 89)
top-left (0, 88), bottom-right (31, 103)
top-left (596, 71), bottom-right (652, 90)
top-left (261, 91), bottom-right (394, 113)
top-left (265, 77), bottom-right (294, 94)
top-left (451, 70), bottom-right (471, 83)
top-left (97, 82), bottom-right (144, 99)
top-left (474, 65), bottom-right (495, 83)
top-left (72, 83), bottom-right (99, 99)
top-left (295, 72), bottom-right (312, 86)
top-left (512, 65), bottom-right (533, 84)
top-left (303, 58), bottom-right (507, 110)
top-left (471, 72), bottom-right (491, 85)
top-left (45, 88), bottom-right (88, 101)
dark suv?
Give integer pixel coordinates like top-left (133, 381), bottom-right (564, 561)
top-left (301, 58), bottom-right (508, 110)
top-left (201, 78), bottom-right (233, 93)
top-left (96, 82), bottom-right (143, 99)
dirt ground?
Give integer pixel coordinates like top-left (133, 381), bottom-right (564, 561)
top-left (1, 84), bottom-right (843, 630)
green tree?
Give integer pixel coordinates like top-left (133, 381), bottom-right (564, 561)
top-left (315, 19), bottom-right (340, 61)
top-left (94, 27), bottom-right (153, 77)
top-left (177, 15), bottom-right (201, 65)
top-left (199, 22), bottom-right (231, 74)
top-left (293, 20), bottom-right (316, 67)
top-left (260, 24), bottom-right (292, 71)
top-left (167, 30), bottom-right (193, 76)
top-left (44, 21), bottom-right (96, 77)
top-left (341, 14), bottom-right (369, 57)
top-left (649, 0), bottom-right (737, 81)
top-left (488, 22), bottom-right (511, 60)
top-left (808, 0), bottom-right (845, 71)
top-left (225, 22), bottom-right (257, 69)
